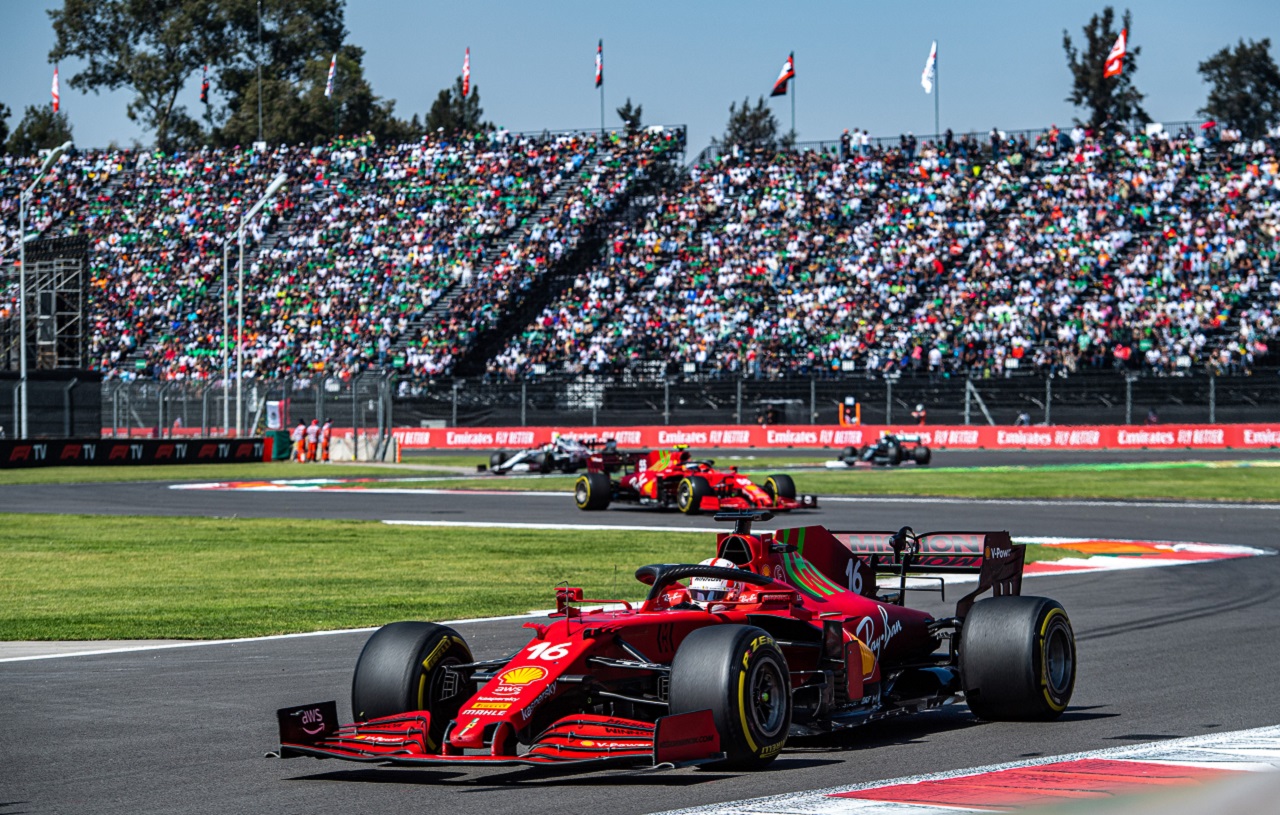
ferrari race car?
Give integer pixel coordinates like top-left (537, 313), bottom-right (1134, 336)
top-left (573, 446), bottom-right (817, 513)
top-left (275, 511), bottom-right (1076, 773)
top-left (826, 433), bottom-right (932, 468)
top-left (485, 435), bottom-right (595, 474)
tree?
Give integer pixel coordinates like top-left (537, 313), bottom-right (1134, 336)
top-left (720, 96), bottom-right (779, 152)
top-left (0, 103), bottom-right (10, 153)
top-left (424, 76), bottom-right (489, 136)
top-left (1199, 39), bottom-right (1280, 138)
top-left (49, 0), bottom-right (228, 151)
top-left (213, 0), bottom-right (346, 143)
top-left (216, 44), bottom-right (408, 145)
top-left (6, 105), bottom-right (74, 157)
top-left (1062, 7), bottom-right (1148, 131)
top-left (616, 98), bottom-right (642, 134)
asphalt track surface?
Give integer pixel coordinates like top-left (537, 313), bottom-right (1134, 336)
top-left (4, 454), bottom-right (1280, 814)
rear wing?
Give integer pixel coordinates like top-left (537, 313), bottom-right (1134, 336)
top-left (773, 525), bottom-right (1024, 618)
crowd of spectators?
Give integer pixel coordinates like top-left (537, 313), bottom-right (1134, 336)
top-left (3, 123), bottom-right (1276, 384)
top-left (492, 124), bottom-right (1280, 381)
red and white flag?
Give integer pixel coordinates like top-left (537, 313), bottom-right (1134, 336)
top-left (324, 53), bottom-right (336, 97)
top-left (462, 47), bottom-right (471, 97)
top-left (52, 65), bottom-right (60, 112)
top-left (1104, 29), bottom-right (1126, 78)
top-left (595, 39), bottom-right (603, 88)
top-left (921, 41), bottom-right (937, 94)
top-left (771, 52), bottom-right (794, 97)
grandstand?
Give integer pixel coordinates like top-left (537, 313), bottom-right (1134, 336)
top-left (2, 122), bottom-right (1278, 399)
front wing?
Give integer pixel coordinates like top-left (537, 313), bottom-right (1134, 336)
top-left (276, 703), bottom-right (723, 770)
top-left (700, 494), bottom-right (818, 512)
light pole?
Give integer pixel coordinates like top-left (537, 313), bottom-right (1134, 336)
top-left (221, 239), bottom-right (232, 435)
top-left (234, 173), bottom-right (288, 436)
top-left (17, 140), bottom-right (72, 439)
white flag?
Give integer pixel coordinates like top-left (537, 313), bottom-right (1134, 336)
top-left (921, 41), bottom-right (937, 94)
top-left (324, 53), bottom-right (336, 97)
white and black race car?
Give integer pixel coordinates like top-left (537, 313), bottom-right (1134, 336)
top-left (825, 433), bottom-right (932, 468)
top-left (485, 436), bottom-right (595, 474)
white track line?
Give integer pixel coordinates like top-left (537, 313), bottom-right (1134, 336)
top-left (0, 610), bottom-right (545, 664)
top-left (170, 481), bottom-right (1280, 512)
top-left (655, 725), bottom-right (1280, 815)
top-left (822, 496), bottom-right (1280, 511)
top-left (384, 519), bottom-right (710, 533)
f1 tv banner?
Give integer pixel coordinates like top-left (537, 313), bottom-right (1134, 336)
top-left (0, 438), bottom-right (266, 468)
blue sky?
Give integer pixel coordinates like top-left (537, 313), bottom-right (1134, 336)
top-left (2, 1), bottom-right (1276, 151)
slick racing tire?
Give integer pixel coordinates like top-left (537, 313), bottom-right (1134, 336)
top-left (540, 452), bottom-right (555, 473)
top-left (489, 451), bottom-right (506, 471)
top-left (669, 625), bottom-right (791, 770)
top-left (763, 474), bottom-right (797, 502)
top-left (574, 472), bottom-right (611, 510)
top-left (960, 596), bottom-right (1076, 721)
top-left (677, 476), bottom-right (712, 515)
top-left (912, 445), bottom-right (932, 466)
top-left (885, 442), bottom-right (902, 466)
top-left (351, 622), bottom-right (474, 751)
top-left (841, 446), bottom-right (857, 462)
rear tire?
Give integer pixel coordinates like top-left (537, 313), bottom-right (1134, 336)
top-left (885, 442), bottom-right (902, 466)
top-left (763, 474), bottom-right (796, 502)
top-left (913, 445), bottom-right (932, 466)
top-left (960, 596), bottom-right (1076, 721)
top-left (669, 625), bottom-right (791, 770)
top-left (574, 472), bottom-right (612, 510)
top-left (677, 476), bottom-right (712, 515)
top-left (351, 622), bottom-right (473, 750)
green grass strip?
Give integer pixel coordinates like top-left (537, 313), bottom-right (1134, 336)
top-left (1, 513), bottom-right (1076, 641)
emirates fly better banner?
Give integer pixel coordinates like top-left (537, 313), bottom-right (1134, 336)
top-left (386, 424), bottom-right (1280, 450)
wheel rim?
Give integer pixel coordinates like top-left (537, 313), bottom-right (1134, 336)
top-left (1043, 620), bottom-right (1074, 698)
top-left (575, 481), bottom-right (589, 506)
top-left (747, 658), bottom-right (787, 740)
top-left (677, 481), bottom-right (691, 510)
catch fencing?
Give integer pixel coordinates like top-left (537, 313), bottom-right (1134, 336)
top-left (0, 369), bottom-right (1255, 442)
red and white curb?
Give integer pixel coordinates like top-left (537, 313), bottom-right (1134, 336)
top-left (656, 725), bottom-right (1280, 814)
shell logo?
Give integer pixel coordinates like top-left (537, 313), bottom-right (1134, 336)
top-left (496, 665), bottom-right (548, 686)
top-left (581, 740), bottom-right (595, 747)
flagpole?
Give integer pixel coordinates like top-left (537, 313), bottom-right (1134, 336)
top-left (599, 81), bottom-right (605, 136)
top-left (934, 41), bottom-right (940, 141)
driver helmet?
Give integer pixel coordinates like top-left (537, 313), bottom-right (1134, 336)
top-left (688, 557), bottom-right (743, 607)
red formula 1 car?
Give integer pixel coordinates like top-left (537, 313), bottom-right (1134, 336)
top-left (275, 511), bottom-right (1076, 773)
top-left (572, 446), bottom-right (817, 514)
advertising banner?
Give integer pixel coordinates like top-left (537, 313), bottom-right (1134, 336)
top-left (384, 424), bottom-right (1280, 451)
top-left (0, 438), bottom-right (267, 469)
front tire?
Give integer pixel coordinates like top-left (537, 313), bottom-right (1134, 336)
top-left (763, 474), bottom-right (796, 502)
top-left (676, 476), bottom-right (712, 515)
top-left (669, 625), bottom-right (791, 769)
top-left (960, 596), bottom-right (1076, 721)
top-left (351, 622), bottom-right (474, 750)
top-left (489, 451), bottom-right (506, 471)
top-left (574, 472), bottom-right (612, 510)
